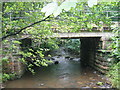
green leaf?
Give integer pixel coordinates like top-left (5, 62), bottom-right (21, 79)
top-left (53, 6), bottom-right (62, 17)
top-left (13, 40), bottom-right (21, 44)
top-left (96, 82), bottom-right (103, 86)
top-left (41, 2), bottom-right (58, 17)
top-left (60, 1), bottom-right (77, 11)
top-left (2, 57), bottom-right (9, 62)
top-left (87, 23), bottom-right (93, 29)
top-left (88, 0), bottom-right (98, 7)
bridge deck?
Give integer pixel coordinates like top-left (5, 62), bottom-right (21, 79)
top-left (20, 32), bottom-right (114, 40)
top-left (52, 32), bottom-right (114, 39)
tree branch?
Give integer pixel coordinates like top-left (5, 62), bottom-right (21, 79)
top-left (1, 16), bottom-right (51, 41)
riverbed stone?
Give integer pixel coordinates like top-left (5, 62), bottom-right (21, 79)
top-left (54, 61), bottom-right (59, 64)
top-left (51, 57), bottom-right (55, 60)
top-left (70, 57), bottom-right (74, 60)
top-left (40, 84), bottom-right (44, 86)
top-left (72, 58), bottom-right (80, 61)
top-left (65, 56), bottom-right (70, 59)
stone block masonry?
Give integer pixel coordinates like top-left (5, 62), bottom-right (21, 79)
top-left (2, 40), bottom-right (26, 80)
top-left (80, 37), bottom-right (113, 74)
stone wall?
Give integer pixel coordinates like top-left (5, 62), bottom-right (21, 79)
top-left (93, 37), bottom-right (113, 73)
top-left (2, 40), bottom-right (26, 80)
top-left (94, 51), bottom-right (113, 73)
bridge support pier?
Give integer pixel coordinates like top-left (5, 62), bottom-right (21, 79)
top-left (94, 37), bottom-right (113, 73)
top-left (80, 37), bottom-right (113, 73)
top-left (2, 41), bottom-right (26, 80)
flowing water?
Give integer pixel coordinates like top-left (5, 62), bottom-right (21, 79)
top-left (5, 47), bottom-right (112, 88)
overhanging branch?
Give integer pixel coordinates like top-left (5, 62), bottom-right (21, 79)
top-left (1, 16), bottom-right (51, 41)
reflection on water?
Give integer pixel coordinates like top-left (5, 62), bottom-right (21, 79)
top-left (5, 47), bottom-right (111, 88)
top-left (5, 57), bottom-right (111, 88)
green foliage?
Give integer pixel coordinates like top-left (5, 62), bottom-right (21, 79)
top-left (2, 2), bottom-right (56, 75)
top-left (46, 2), bottom-right (119, 33)
top-left (2, 73), bottom-right (10, 82)
top-left (19, 39), bottom-right (55, 74)
top-left (2, 57), bottom-right (9, 62)
top-left (107, 27), bottom-right (120, 89)
top-left (64, 39), bottom-right (80, 55)
top-left (41, 0), bottom-right (77, 17)
top-left (41, 1), bottom-right (119, 33)
top-left (109, 28), bottom-right (120, 61)
top-left (2, 73), bottom-right (16, 82)
top-left (2, 2), bottom-right (47, 37)
top-left (96, 82), bottom-right (103, 86)
top-left (40, 38), bottom-right (59, 51)
top-left (0, 73), bottom-right (2, 83)
top-left (107, 62), bottom-right (120, 89)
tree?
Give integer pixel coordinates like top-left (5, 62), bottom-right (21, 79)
top-left (41, 0), bottom-right (98, 17)
top-left (2, 2), bottom-right (57, 76)
top-left (41, 0), bottom-right (119, 33)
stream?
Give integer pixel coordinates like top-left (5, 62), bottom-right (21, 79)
top-left (5, 47), bottom-right (112, 88)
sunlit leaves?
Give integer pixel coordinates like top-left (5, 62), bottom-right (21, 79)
top-left (109, 28), bottom-right (120, 60)
top-left (59, 0), bottom-right (77, 11)
top-left (41, 2), bottom-right (58, 17)
top-left (107, 62), bottom-right (120, 89)
top-left (41, 61), bottom-right (48, 66)
top-left (12, 40), bottom-right (21, 44)
top-left (2, 1), bottom-right (56, 73)
top-left (53, 6), bottom-right (62, 17)
top-left (87, 0), bottom-right (98, 7)
top-left (87, 23), bottom-right (93, 30)
top-left (41, 0), bottom-right (77, 17)
top-left (41, 0), bottom-right (98, 17)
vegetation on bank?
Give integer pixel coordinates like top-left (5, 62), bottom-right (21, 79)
top-left (1, 1), bottom-right (119, 88)
top-left (107, 62), bottom-right (120, 89)
top-left (63, 39), bottom-right (80, 55)
top-left (107, 28), bottom-right (120, 89)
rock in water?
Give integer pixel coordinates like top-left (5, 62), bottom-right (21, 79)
top-left (70, 57), bottom-right (74, 60)
top-left (51, 57), bottom-right (55, 60)
top-left (54, 61), bottom-right (59, 64)
top-left (39, 83), bottom-right (44, 86)
top-left (65, 56), bottom-right (70, 59)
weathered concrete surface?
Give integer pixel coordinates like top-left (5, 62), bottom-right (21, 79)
top-left (20, 32), bottom-right (114, 39)
top-left (21, 32), bottom-right (114, 41)
top-left (52, 32), bottom-right (114, 39)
